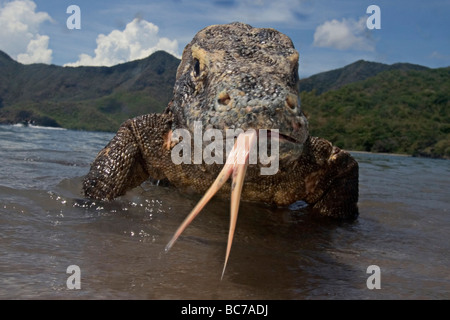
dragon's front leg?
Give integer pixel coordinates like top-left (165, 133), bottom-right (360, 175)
top-left (302, 136), bottom-right (359, 219)
top-left (83, 114), bottom-right (172, 201)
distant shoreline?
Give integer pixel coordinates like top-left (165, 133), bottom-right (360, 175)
top-left (350, 149), bottom-right (449, 160)
top-left (2, 123), bottom-right (447, 160)
top-left (349, 150), bottom-right (410, 157)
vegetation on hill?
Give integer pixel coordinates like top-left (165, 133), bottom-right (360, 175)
top-left (301, 67), bottom-right (450, 159)
top-left (0, 51), bottom-right (448, 159)
top-left (0, 50), bottom-right (179, 131)
top-left (299, 59), bottom-right (429, 94)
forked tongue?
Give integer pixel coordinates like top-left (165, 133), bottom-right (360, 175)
top-left (165, 131), bottom-right (258, 279)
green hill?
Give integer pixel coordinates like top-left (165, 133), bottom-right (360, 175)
top-left (0, 52), bottom-right (448, 158)
top-left (0, 50), bottom-right (180, 131)
top-left (301, 66), bottom-right (450, 159)
top-left (299, 59), bottom-right (429, 94)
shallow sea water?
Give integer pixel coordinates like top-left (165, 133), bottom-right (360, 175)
top-left (0, 124), bottom-right (449, 299)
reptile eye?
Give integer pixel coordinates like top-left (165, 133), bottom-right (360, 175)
top-left (193, 58), bottom-right (200, 77)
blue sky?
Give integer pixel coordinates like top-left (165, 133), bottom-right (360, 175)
top-left (0, 0), bottom-right (449, 77)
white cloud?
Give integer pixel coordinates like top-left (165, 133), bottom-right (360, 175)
top-left (0, 0), bottom-right (53, 64)
top-left (313, 17), bottom-right (374, 51)
top-left (65, 18), bottom-right (179, 67)
top-left (17, 34), bottom-right (52, 64)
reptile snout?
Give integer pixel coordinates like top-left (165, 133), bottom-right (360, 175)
top-left (216, 89), bottom-right (299, 113)
top-left (210, 83), bottom-right (307, 145)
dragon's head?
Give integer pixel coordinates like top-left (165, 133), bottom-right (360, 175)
top-left (167, 22), bottom-right (308, 163)
top-left (165, 23), bottom-right (309, 278)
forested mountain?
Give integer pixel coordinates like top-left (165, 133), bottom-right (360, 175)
top-left (0, 51), bottom-right (448, 158)
top-left (299, 59), bottom-right (429, 94)
top-left (301, 66), bottom-right (449, 159)
top-left (0, 50), bottom-right (179, 131)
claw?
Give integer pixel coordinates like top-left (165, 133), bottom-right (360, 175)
top-left (165, 131), bottom-right (257, 279)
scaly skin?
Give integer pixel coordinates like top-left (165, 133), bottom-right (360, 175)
top-left (83, 22), bottom-right (359, 220)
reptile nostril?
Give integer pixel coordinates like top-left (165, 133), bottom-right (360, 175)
top-left (286, 95), bottom-right (297, 110)
top-left (218, 92), bottom-right (231, 105)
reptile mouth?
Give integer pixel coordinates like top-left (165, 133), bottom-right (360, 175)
top-left (268, 130), bottom-right (300, 144)
top-left (265, 129), bottom-right (305, 163)
top-left (165, 131), bottom-right (258, 279)
top-left (165, 130), bottom-right (304, 279)
top-left (279, 134), bottom-right (298, 143)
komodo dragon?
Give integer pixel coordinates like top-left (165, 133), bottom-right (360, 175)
top-left (83, 22), bottom-right (359, 277)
